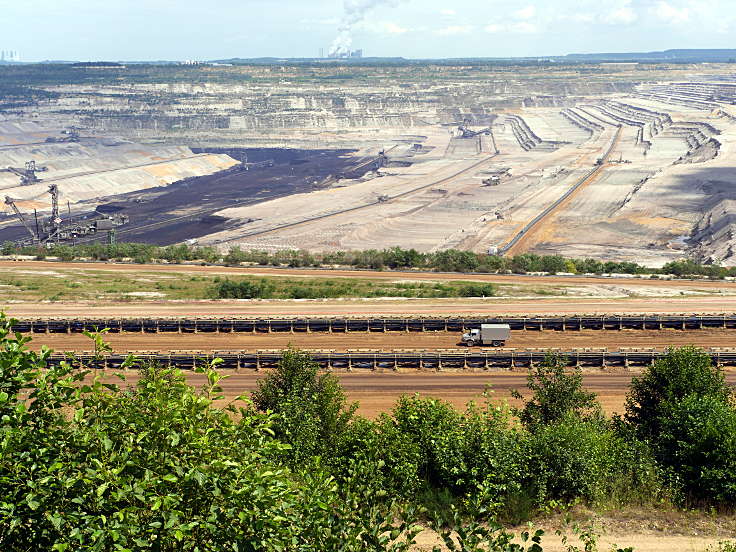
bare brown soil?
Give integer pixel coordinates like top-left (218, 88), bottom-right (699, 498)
top-left (29, 328), bottom-right (736, 417)
top-left (85, 370), bottom-right (634, 418)
top-left (81, 369), bottom-right (736, 419)
top-left (503, 128), bottom-right (623, 256)
top-left (6, 297), bottom-right (736, 318)
top-left (28, 328), bottom-right (736, 353)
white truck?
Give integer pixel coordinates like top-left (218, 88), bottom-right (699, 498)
top-left (461, 324), bottom-right (511, 347)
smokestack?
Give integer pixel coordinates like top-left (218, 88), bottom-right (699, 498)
top-left (328, 0), bottom-right (406, 57)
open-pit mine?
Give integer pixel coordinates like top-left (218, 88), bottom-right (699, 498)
top-left (5, 60), bottom-right (736, 415)
top-left (1, 62), bottom-right (736, 265)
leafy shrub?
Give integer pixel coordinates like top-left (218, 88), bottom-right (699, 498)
top-left (512, 354), bottom-right (600, 431)
top-left (390, 395), bottom-right (524, 510)
top-left (211, 277), bottom-right (274, 299)
top-left (625, 346), bottom-right (731, 441)
top-left (525, 415), bottom-right (658, 505)
top-left (0, 320), bottom-right (420, 551)
top-left (328, 415), bottom-right (423, 499)
top-left (458, 283), bottom-right (497, 297)
top-left (251, 348), bottom-right (357, 466)
top-left (658, 394), bottom-right (736, 504)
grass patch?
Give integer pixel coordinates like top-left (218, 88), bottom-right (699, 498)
top-left (0, 267), bottom-right (621, 302)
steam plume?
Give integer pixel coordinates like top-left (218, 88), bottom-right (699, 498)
top-left (329, 0), bottom-right (404, 56)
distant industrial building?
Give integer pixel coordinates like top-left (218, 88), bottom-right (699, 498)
top-left (327, 49), bottom-right (363, 59)
top-left (1, 51), bottom-right (19, 62)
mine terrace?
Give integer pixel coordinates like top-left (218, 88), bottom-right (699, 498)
top-left (0, 61), bottom-right (735, 265)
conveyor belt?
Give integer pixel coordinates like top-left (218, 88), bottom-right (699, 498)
top-left (13, 314), bottom-right (736, 334)
top-left (50, 347), bottom-right (736, 371)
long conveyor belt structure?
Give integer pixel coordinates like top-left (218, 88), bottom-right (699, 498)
top-left (49, 348), bottom-right (736, 371)
top-left (12, 314), bottom-right (736, 334)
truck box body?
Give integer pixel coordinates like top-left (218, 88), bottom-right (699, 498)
top-left (462, 323), bottom-right (511, 346)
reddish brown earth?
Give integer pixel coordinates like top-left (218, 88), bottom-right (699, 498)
top-left (88, 369), bottom-right (736, 419)
top-left (27, 328), bottom-right (736, 353)
top-left (6, 297), bottom-right (736, 317)
top-left (29, 328), bottom-right (736, 417)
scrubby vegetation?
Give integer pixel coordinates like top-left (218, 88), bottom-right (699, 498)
top-left (4, 241), bottom-right (735, 278)
top-left (210, 276), bottom-right (497, 299)
top-left (3, 315), bottom-right (736, 550)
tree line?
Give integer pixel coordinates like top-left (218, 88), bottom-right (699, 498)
top-left (5, 241), bottom-right (734, 278)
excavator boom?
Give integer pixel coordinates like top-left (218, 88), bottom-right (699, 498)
top-left (4, 196), bottom-right (38, 242)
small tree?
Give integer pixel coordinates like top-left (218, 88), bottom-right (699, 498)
top-left (512, 354), bottom-right (599, 431)
top-left (625, 346), bottom-right (731, 441)
top-left (252, 348), bottom-right (357, 465)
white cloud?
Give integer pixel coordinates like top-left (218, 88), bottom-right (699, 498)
top-left (602, 1), bottom-right (638, 24)
top-left (483, 21), bottom-right (538, 34)
top-left (382, 21), bottom-right (409, 34)
top-left (359, 20), bottom-right (411, 34)
top-left (510, 21), bottom-right (538, 33)
top-left (652, 1), bottom-right (690, 24)
top-left (567, 13), bottom-right (596, 23)
top-left (440, 9), bottom-right (456, 16)
top-left (299, 17), bottom-right (339, 26)
top-left (513, 5), bottom-right (536, 20)
top-left (435, 25), bottom-right (474, 36)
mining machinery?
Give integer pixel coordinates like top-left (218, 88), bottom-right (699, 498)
top-left (5, 184), bottom-right (129, 246)
top-left (457, 125), bottom-right (491, 139)
top-left (45, 184), bottom-right (62, 242)
top-left (376, 150), bottom-right (388, 169)
top-left (0, 161), bottom-right (47, 186)
top-left (235, 152), bottom-right (275, 170)
top-left (45, 127), bottom-right (82, 143)
top-left (4, 196), bottom-right (38, 243)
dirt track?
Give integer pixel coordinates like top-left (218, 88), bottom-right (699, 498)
top-left (6, 297), bottom-right (736, 318)
top-left (27, 329), bottom-right (736, 353)
top-left (97, 370), bottom-right (736, 418)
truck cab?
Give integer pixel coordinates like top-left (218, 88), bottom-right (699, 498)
top-left (461, 324), bottom-right (510, 347)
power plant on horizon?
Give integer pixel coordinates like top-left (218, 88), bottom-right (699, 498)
top-left (1, 51), bottom-right (20, 62)
top-left (319, 48), bottom-right (363, 59)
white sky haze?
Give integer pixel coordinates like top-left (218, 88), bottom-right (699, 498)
top-left (1, 0), bottom-right (733, 61)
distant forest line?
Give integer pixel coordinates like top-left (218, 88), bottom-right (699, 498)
top-left (4, 241), bottom-right (731, 279)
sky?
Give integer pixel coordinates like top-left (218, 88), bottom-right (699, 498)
top-left (2, 0), bottom-right (735, 62)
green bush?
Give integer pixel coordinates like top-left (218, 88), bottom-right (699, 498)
top-left (658, 394), bottom-right (736, 504)
top-left (211, 278), bottom-right (274, 299)
top-left (458, 283), bottom-right (497, 297)
top-left (512, 354), bottom-right (600, 431)
top-left (524, 415), bottom-right (658, 505)
top-left (328, 415), bottom-right (423, 499)
top-left (390, 395), bottom-right (524, 510)
top-left (0, 320), bottom-right (421, 551)
top-left (251, 348), bottom-right (357, 466)
top-left (625, 346), bottom-right (731, 441)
